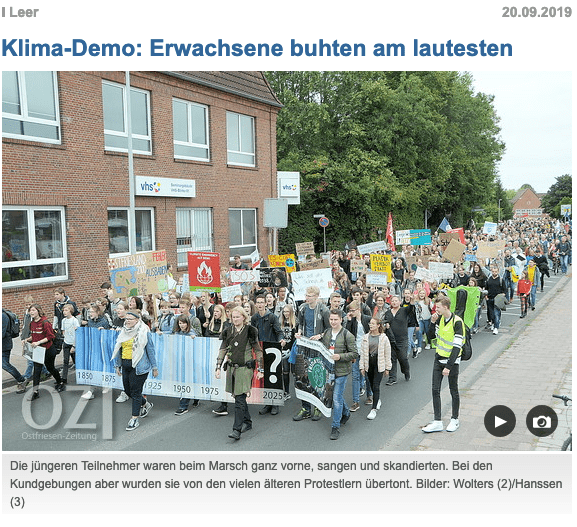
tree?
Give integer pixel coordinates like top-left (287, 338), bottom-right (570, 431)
top-left (540, 175), bottom-right (572, 217)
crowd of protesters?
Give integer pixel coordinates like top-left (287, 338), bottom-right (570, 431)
top-left (3, 216), bottom-right (571, 439)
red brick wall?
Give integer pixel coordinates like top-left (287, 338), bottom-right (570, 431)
top-left (512, 188), bottom-right (543, 217)
top-left (2, 71), bottom-right (279, 314)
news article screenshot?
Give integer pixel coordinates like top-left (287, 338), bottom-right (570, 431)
top-left (1, 0), bottom-right (574, 522)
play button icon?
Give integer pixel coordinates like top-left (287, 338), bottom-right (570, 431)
top-left (485, 405), bottom-right (516, 437)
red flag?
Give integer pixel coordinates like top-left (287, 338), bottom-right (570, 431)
top-left (386, 212), bottom-right (395, 249)
top-left (447, 227), bottom-right (466, 244)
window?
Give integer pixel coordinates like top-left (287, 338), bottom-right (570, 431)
top-left (2, 206), bottom-right (67, 286)
top-left (108, 208), bottom-right (155, 256)
top-left (102, 81), bottom-right (151, 154)
top-left (229, 208), bottom-right (257, 256)
top-left (173, 99), bottom-right (209, 161)
top-left (2, 71), bottom-right (60, 143)
top-left (176, 208), bottom-right (213, 266)
top-left (226, 112), bottom-right (255, 166)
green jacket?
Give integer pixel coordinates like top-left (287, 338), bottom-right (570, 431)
top-left (320, 327), bottom-right (358, 377)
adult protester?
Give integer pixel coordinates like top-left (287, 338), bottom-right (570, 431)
top-left (422, 295), bottom-right (465, 433)
top-left (344, 300), bottom-right (371, 410)
top-left (383, 294), bottom-right (415, 385)
top-left (3, 308), bottom-right (26, 393)
top-left (215, 306), bottom-right (264, 440)
top-left (112, 310), bottom-right (158, 431)
top-left (485, 265), bottom-right (506, 335)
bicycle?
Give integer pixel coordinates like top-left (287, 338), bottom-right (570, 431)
top-left (552, 394), bottom-right (571, 451)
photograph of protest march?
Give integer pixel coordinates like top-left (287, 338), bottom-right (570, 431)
top-left (2, 71), bottom-right (571, 452)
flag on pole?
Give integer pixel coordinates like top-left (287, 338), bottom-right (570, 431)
top-left (386, 212), bottom-right (395, 249)
top-left (438, 216), bottom-right (452, 232)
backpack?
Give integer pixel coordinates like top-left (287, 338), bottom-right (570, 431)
top-left (454, 288), bottom-right (472, 361)
top-left (3, 308), bottom-right (21, 338)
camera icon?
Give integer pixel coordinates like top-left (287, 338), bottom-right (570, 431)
top-left (532, 415), bottom-right (552, 429)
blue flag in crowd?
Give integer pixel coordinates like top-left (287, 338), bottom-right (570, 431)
top-left (438, 217), bottom-right (452, 232)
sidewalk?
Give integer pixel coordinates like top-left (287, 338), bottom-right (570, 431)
top-left (386, 273), bottom-right (572, 451)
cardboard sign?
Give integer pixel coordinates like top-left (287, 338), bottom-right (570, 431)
top-left (298, 258), bottom-right (330, 271)
top-left (187, 251), bottom-right (221, 292)
top-left (396, 229), bottom-right (432, 246)
top-left (108, 249), bottom-right (169, 297)
top-left (349, 259), bottom-right (366, 273)
top-left (365, 271), bottom-right (388, 286)
top-left (370, 254), bottom-right (392, 280)
top-left (476, 240), bottom-right (503, 260)
top-left (220, 284), bottom-right (242, 303)
top-left (405, 255), bottom-right (433, 271)
top-left (229, 268), bottom-right (260, 283)
top-left (258, 267), bottom-right (288, 287)
top-left (356, 240), bottom-right (388, 255)
top-left (439, 232), bottom-right (460, 243)
top-left (268, 254), bottom-right (297, 273)
top-left (291, 268), bottom-right (334, 300)
top-left (295, 241), bottom-right (315, 256)
top-left (442, 239), bottom-right (466, 264)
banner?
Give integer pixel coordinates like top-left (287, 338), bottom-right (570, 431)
top-left (293, 337), bottom-right (335, 417)
top-left (108, 250), bottom-right (169, 297)
top-left (187, 251), bottom-right (221, 292)
top-left (365, 271), bottom-right (388, 286)
top-left (298, 258), bottom-right (330, 271)
top-left (395, 229), bottom-right (432, 246)
top-left (75, 328), bottom-right (283, 405)
top-left (369, 254), bottom-right (392, 280)
top-left (220, 284), bottom-right (242, 303)
top-left (229, 268), bottom-right (260, 283)
top-left (268, 254), bottom-right (297, 273)
top-left (295, 241), bottom-right (315, 256)
top-left (356, 240), bottom-right (387, 255)
top-left (291, 268), bottom-right (334, 300)
top-left (258, 267), bottom-right (288, 287)
top-left (443, 239), bottom-right (466, 264)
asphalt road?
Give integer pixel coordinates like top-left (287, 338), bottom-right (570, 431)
top-left (2, 272), bottom-right (564, 452)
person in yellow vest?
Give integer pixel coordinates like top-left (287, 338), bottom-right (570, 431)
top-left (422, 295), bottom-right (464, 433)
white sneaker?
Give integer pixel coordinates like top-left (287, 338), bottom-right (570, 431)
top-left (102, 387), bottom-right (110, 394)
top-left (116, 391), bottom-right (129, 403)
top-left (422, 420), bottom-right (444, 433)
top-left (446, 418), bottom-right (460, 432)
top-left (376, 399), bottom-right (382, 410)
top-left (493, 328), bottom-right (499, 335)
top-left (425, 344), bottom-right (431, 350)
top-left (81, 390), bottom-right (94, 400)
top-left (367, 409), bottom-right (377, 420)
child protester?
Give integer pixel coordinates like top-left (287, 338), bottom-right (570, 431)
top-left (60, 303), bottom-right (80, 384)
top-left (517, 271), bottom-right (532, 319)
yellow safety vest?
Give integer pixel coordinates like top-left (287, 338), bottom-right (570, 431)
top-left (434, 314), bottom-right (465, 358)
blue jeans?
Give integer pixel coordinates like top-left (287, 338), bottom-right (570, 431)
top-left (486, 298), bottom-right (501, 329)
top-left (3, 350), bottom-right (25, 383)
top-left (472, 307), bottom-right (480, 331)
top-left (560, 254), bottom-right (569, 273)
top-left (530, 285), bottom-right (537, 307)
top-left (407, 327), bottom-right (416, 357)
top-left (504, 275), bottom-right (515, 302)
top-left (417, 320), bottom-right (430, 349)
top-left (331, 375), bottom-right (350, 429)
top-left (351, 360), bottom-right (360, 403)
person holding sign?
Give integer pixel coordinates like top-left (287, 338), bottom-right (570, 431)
top-left (215, 307), bottom-right (264, 440)
top-left (112, 310), bottom-right (158, 431)
top-left (26, 304), bottom-right (65, 400)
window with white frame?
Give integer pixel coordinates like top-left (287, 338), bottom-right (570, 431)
top-left (173, 99), bottom-right (210, 161)
top-left (2, 71), bottom-right (61, 143)
top-left (102, 81), bottom-right (151, 155)
top-left (226, 112), bottom-right (255, 166)
top-left (108, 208), bottom-right (155, 256)
top-left (229, 208), bottom-right (257, 257)
top-left (176, 208), bottom-right (213, 266)
top-left (2, 206), bottom-right (67, 286)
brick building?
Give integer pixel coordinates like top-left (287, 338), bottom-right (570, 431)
top-left (2, 71), bottom-right (282, 312)
top-left (510, 187), bottom-right (545, 218)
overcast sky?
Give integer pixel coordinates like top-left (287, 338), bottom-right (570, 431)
top-left (470, 71), bottom-right (572, 194)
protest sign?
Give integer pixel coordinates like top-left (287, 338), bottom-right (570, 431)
top-left (298, 258), bottom-right (330, 271)
top-left (75, 328), bottom-right (283, 405)
top-left (483, 221), bottom-right (498, 235)
top-left (444, 286), bottom-right (481, 329)
top-left (295, 241), bottom-right (315, 256)
top-left (229, 268), bottom-right (260, 283)
top-left (447, 227), bottom-right (466, 244)
top-left (356, 240), bottom-right (387, 255)
top-left (443, 239), bottom-right (466, 264)
top-left (268, 254), bottom-right (297, 273)
top-left (370, 254), bottom-right (392, 280)
top-left (108, 250), bottom-right (169, 297)
top-left (293, 337), bottom-right (335, 417)
top-left (220, 284), bottom-right (242, 303)
top-left (476, 240), bottom-right (503, 260)
top-left (396, 229), bottom-right (432, 246)
top-left (439, 232), bottom-right (460, 243)
top-left (187, 251), bottom-right (221, 292)
top-left (414, 266), bottom-right (434, 282)
top-left (350, 259), bottom-right (366, 273)
top-left (365, 271), bottom-right (388, 286)
top-left (258, 267), bottom-right (288, 287)
top-left (464, 254), bottom-right (478, 262)
top-left (406, 255), bottom-right (432, 271)
top-left (429, 261), bottom-right (455, 280)
top-left (291, 268), bottom-right (334, 300)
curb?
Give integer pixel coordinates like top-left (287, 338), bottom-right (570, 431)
top-left (382, 273), bottom-right (571, 451)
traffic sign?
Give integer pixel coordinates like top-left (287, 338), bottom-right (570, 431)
top-left (319, 217), bottom-right (329, 228)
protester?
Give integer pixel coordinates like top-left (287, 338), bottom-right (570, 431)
top-left (3, 308), bottom-right (26, 393)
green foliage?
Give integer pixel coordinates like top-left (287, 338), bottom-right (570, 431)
top-left (266, 71), bottom-right (506, 251)
top-left (541, 175), bottom-right (572, 217)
